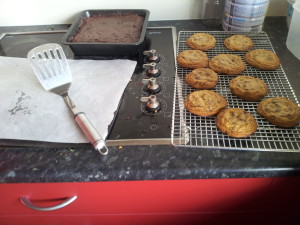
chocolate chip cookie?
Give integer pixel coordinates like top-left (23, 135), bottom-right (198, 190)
top-left (184, 90), bottom-right (227, 117)
top-left (186, 33), bottom-right (216, 51)
top-left (185, 68), bottom-right (218, 89)
top-left (216, 108), bottom-right (257, 138)
top-left (245, 49), bottom-right (280, 70)
top-left (209, 54), bottom-right (246, 75)
top-left (177, 50), bottom-right (209, 69)
top-left (230, 75), bottom-right (268, 101)
top-left (224, 34), bottom-right (254, 51)
top-left (257, 97), bottom-right (300, 127)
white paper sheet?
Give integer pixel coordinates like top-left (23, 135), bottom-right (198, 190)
top-left (0, 56), bottom-right (137, 143)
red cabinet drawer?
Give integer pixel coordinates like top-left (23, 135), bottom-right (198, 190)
top-left (0, 178), bottom-right (272, 216)
top-left (0, 182), bottom-right (78, 215)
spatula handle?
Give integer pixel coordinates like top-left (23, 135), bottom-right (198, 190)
top-left (63, 95), bottom-right (108, 155)
top-left (74, 113), bottom-right (109, 155)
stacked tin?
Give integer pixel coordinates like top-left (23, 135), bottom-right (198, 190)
top-left (222, 0), bottom-right (270, 32)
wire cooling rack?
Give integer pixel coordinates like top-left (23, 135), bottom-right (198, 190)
top-left (172, 31), bottom-right (300, 152)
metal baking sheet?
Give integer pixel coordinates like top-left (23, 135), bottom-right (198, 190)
top-left (172, 31), bottom-right (300, 152)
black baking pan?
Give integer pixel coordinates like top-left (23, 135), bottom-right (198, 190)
top-left (62, 9), bottom-right (150, 58)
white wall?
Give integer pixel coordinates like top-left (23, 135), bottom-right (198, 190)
top-left (0, 0), bottom-right (288, 26)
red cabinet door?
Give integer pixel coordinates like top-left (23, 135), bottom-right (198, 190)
top-left (262, 177), bottom-right (300, 212)
top-left (0, 212), bottom-right (261, 225)
top-left (0, 178), bottom-right (272, 216)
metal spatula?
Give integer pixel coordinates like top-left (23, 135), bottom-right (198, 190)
top-left (27, 43), bottom-right (108, 155)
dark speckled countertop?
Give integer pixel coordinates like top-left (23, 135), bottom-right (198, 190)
top-left (1, 17), bottom-right (300, 183)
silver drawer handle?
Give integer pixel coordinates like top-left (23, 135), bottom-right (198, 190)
top-left (20, 196), bottom-right (77, 211)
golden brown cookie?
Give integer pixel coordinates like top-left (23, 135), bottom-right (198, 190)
top-left (257, 97), bottom-right (300, 127)
top-left (224, 34), bottom-right (254, 51)
top-left (185, 68), bottom-right (218, 89)
top-left (184, 90), bottom-right (227, 117)
top-left (245, 49), bottom-right (280, 70)
top-left (186, 33), bottom-right (216, 51)
top-left (209, 54), bottom-right (246, 75)
top-left (229, 75), bottom-right (268, 101)
top-left (177, 50), bottom-right (209, 69)
top-left (216, 108), bottom-right (257, 138)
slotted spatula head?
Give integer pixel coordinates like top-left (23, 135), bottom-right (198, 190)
top-left (27, 43), bottom-right (72, 95)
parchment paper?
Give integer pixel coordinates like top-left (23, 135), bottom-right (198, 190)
top-left (0, 56), bottom-right (137, 143)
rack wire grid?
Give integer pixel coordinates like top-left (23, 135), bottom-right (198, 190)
top-left (171, 31), bottom-right (300, 152)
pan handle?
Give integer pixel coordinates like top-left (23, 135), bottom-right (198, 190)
top-left (63, 94), bottom-right (108, 155)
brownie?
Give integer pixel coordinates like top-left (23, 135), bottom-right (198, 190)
top-left (70, 14), bottom-right (144, 43)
